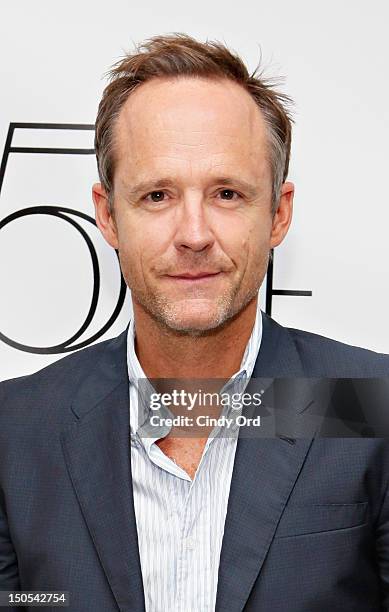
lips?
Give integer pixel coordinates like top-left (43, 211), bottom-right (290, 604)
top-left (169, 272), bottom-right (220, 279)
top-left (164, 271), bottom-right (222, 282)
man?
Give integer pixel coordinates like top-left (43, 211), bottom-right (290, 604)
top-left (1, 33), bottom-right (389, 612)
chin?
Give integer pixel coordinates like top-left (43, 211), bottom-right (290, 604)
top-left (156, 301), bottom-right (233, 336)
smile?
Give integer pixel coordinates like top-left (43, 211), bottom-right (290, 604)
top-left (165, 272), bottom-right (222, 282)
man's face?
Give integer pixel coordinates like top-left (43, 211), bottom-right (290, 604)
top-left (93, 76), bottom-right (293, 334)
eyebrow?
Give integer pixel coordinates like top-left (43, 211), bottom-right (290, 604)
top-left (125, 177), bottom-right (259, 199)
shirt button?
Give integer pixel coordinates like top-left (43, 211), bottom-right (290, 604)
top-left (185, 537), bottom-right (196, 550)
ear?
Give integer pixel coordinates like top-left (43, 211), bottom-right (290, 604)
top-left (270, 181), bottom-right (294, 248)
top-left (91, 183), bottom-right (119, 249)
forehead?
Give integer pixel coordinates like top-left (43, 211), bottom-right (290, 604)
top-left (113, 76), bottom-right (269, 179)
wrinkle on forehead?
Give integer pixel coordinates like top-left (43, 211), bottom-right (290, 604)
top-left (116, 77), bottom-right (266, 144)
top-left (113, 76), bottom-right (270, 186)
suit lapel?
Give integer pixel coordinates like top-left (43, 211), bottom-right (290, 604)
top-left (215, 312), bottom-right (315, 612)
top-left (61, 326), bottom-right (146, 612)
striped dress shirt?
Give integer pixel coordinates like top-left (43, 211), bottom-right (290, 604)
top-left (127, 302), bottom-right (263, 612)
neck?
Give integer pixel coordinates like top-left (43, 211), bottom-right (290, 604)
top-left (132, 296), bottom-right (259, 380)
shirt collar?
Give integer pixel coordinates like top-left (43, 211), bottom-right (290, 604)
top-left (127, 299), bottom-right (263, 436)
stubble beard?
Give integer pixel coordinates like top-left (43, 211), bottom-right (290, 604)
top-left (128, 273), bottom-right (264, 338)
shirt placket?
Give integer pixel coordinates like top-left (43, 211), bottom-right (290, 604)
top-left (175, 455), bottom-right (212, 612)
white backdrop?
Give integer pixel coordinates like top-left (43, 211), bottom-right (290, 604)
top-left (1, 0), bottom-right (388, 381)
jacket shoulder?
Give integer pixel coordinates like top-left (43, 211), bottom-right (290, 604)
top-left (0, 329), bottom-right (127, 415)
top-left (287, 326), bottom-right (389, 376)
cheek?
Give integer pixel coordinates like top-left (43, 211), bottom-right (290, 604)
top-left (218, 214), bottom-right (268, 267)
top-left (235, 218), bottom-right (272, 285)
top-left (116, 212), bottom-right (171, 274)
top-left (215, 214), bottom-right (249, 259)
top-left (246, 224), bottom-right (270, 257)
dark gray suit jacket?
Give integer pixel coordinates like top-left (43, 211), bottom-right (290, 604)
top-left (1, 312), bottom-right (389, 611)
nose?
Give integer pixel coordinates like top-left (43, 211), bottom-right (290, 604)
top-left (173, 192), bottom-right (215, 253)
